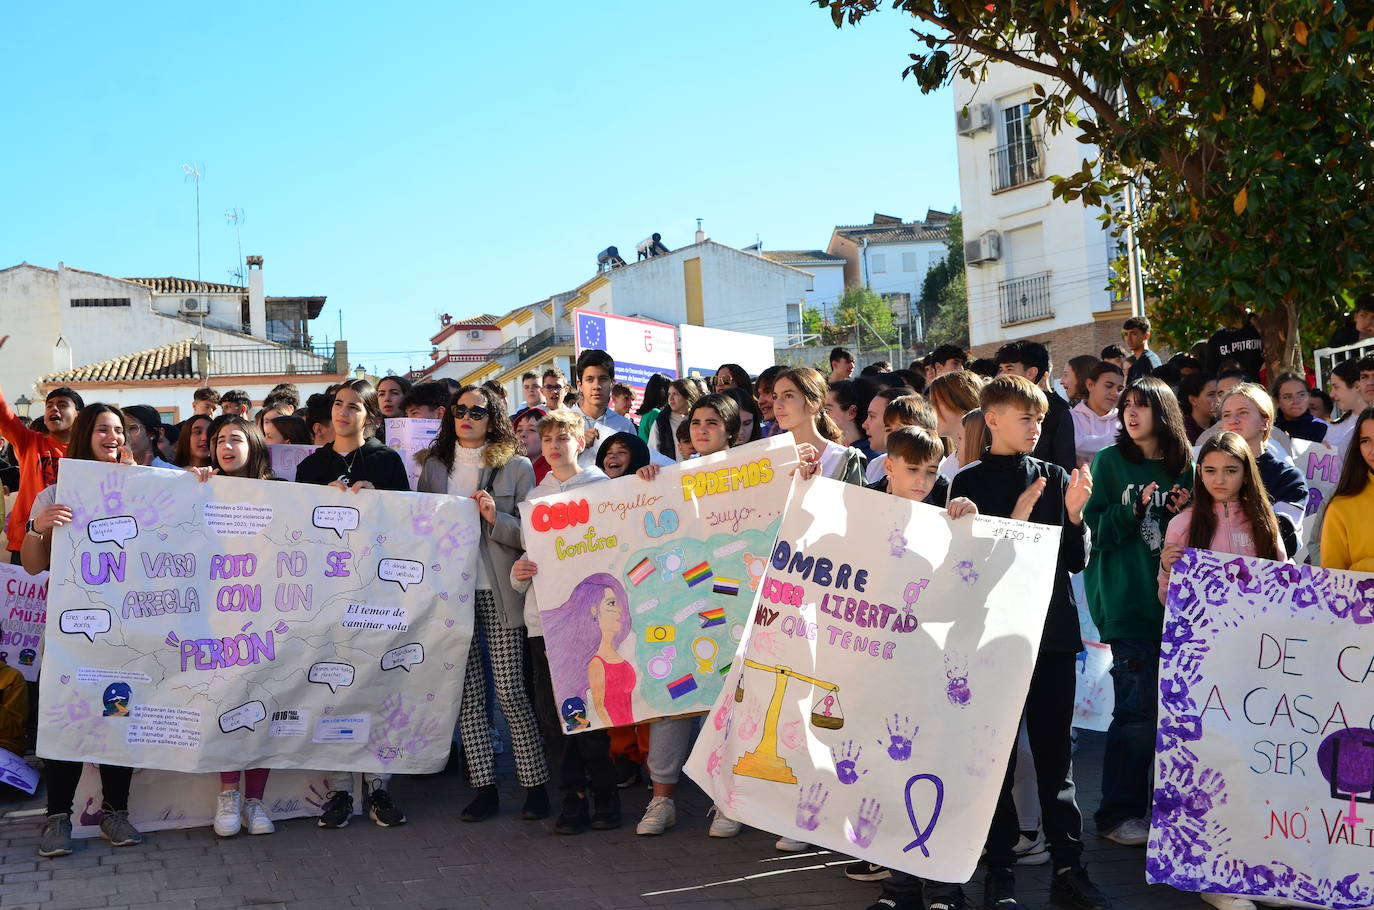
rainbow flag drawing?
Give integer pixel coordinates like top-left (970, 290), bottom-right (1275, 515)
top-left (712, 577), bottom-right (740, 596)
top-left (626, 558), bottom-right (654, 586)
top-left (718, 661), bottom-right (732, 676)
top-left (699, 607), bottom-right (726, 628)
top-left (666, 673), bottom-right (698, 699)
top-left (683, 561), bottom-right (713, 587)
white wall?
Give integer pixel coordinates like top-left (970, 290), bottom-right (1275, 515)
top-left (953, 61), bottom-right (1116, 348)
top-left (800, 262), bottom-right (846, 316)
top-left (38, 377), bottom-right (340, 423)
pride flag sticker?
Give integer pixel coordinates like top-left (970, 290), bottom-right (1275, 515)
top-left (666, 673), bottom-right (698, 699)
top-left (626, 558), bottom-right (654, 586)
top-left (699, 607), bottom-right (726, 628)
top-left (712, 577), bottom-right (740, 596)
top-left (683, 561), bottom-right (713, 587)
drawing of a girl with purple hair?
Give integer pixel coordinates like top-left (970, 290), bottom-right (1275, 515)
top-left (543, 573), bottom-right (636, 728)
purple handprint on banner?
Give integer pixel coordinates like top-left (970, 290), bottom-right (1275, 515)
top-left (795, 783), bottom-right (828, 832)
top-left (831, 740), bottom-right (866, 785)
top-left (880, 714), bottom-right (917, 761)
top-left (846, 798), bottom-right (883, 848)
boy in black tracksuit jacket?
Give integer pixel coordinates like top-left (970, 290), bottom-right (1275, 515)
top-left (948, 375), bottom-right (1110, 910)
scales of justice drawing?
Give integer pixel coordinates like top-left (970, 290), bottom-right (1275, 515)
top-left (732, 658), bottom-right (843, 784)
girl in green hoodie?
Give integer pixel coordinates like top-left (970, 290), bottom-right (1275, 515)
top-left (1081, 377), bottom-right (1194, 847)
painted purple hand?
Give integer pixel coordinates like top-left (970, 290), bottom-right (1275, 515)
top-left (795, 782), bottom-right (828, 832)
top-left (944, 654), bottom-right (972, 708)
top-left (846, 797), bottom-right (883, 848)
top-left (880, 714), bottom-right (918, 761)
top-left (831, 739), bottom-right (866, 785)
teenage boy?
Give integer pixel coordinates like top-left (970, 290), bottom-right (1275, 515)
top-left (1122, 317), bottom-right (1161, 382)
top-left (931, 344), bottom-right (968, 376)
top-left (510, 410), bottom-right (619, 834)
top-left (1359, 355), bottom-right (1374, 403)
top-left (219, 389), bottom-right (252, 417)
top-left (520, 372), bottom-right (543, 410)
top-left (1205, 312), bottom-right (1264, 378)
top-left (859, 426), bottom-right (974, 909)
top-left (121, 406), bottom-right (177, 469)
top-left (997, 341), bottom-right (1076, 472)
top-left (948, 375), bottom-right (1110, 910)
top-left (829, 347), bottom-right (855, 382)
top-left (401, 382), bottom-right (450, 420)
top-left (192, 387), bottom-right (219, 416)
top-left (610, 383), bottom-right (635, 419)
top-left (1098, 345), bottom-right (1128, 370)
top-left (305, 393), bottom-right (334, 446)
top-left (573, 349), bottom-right (635, 467)
top-left (538, 368), bottom-right (566, 412)
top-left (1329, 292), bottom-right (1374, 348)
top-left (0, 385), bottom-right (82, 562)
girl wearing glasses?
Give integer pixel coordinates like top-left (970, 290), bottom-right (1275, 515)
top-left (419, 385), bottom-right (550, 823)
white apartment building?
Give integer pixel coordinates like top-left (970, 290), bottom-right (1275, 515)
top-left (953, 61), bottom-right (1132, 360)
top-left (827, 212), bottom-right (950, 339)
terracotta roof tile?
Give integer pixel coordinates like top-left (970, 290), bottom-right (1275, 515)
top-left (125, 276), bottom-right (247, 294)
top-left (42, 339), bottom-right (196, 383)
top-left (760, 250), bottom-right (846, 264)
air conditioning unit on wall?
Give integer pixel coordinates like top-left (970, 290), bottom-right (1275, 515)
top-left (180, 297), bottom-right (206, 315)
top-left (964, 232), bottom-right (1001, 266)
top-left (468, 329), bottom-right (483, 340)
top-left (956, 104), bottom-right (993, 136)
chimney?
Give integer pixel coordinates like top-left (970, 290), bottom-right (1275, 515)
top-left (246, 255), bottom-right (266, 339)
top-left (695, 218), bottom-right (707, 244)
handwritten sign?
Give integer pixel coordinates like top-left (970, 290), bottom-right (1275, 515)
top-left (521, 435), bottom-right (798, 732)
top-left (1290, 439), bottom-right (1342, 566)
top-left (0, 563), bottom-right (47, 681)
top-left (267, 444), bottom-right (317, 483)
top-left (384, 418), bottom-right (441, 491)
top-left (39, 461), bottom-right (479, 775)
top-left (1151, 550), bottom-right (1374, 908)
top-left (685, 477), bottom-right (1062, 882)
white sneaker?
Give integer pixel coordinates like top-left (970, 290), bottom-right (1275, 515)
top-left (214, 789), bottom-right (242, 837)
top-left (1014, 828), bottom-right (1050, 865)
top-left (774, 836), bottom-right (809, 852)
top-left (1201, 893), bottom-right (1257, 910)
top-left (707, 804), bottom-right (741, 838)
top-left (1102, 817), bottom-right (1150, 846)
top-left (242, 797), bottom-right (275, 835)
top-left (635, 796), bottom-right (676, 835)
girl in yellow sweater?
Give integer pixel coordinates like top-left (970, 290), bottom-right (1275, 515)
top-left (1322, 406), bottom-right (1374, 572)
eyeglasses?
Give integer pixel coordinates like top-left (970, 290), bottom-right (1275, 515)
top-left (543, 384), bottom-right (564, 393)
top-left (452, 405), bottom-right (490, 421)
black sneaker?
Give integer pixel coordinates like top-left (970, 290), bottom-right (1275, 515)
top-left (317, 790), bottom-right (353, 828)
top-left (365, 788), bottom-right (407, 827)
top-left (589, 789), bottom-right (621, 830)
top-left (554, 793), bottom-right (590, 835)
top-left (864, 899), bottom-right (918, 910)
top-left (982, 868), bottom-right (1021, 909)
top-left (845, 861), bottom-right (892, 882)
top-left (1050, 864), bottom-right (1112, 910)
top-left (613, 755), bottom-right (641, 789)
top-left (521, 785), bottom-right (550, 820)
top-left (460, 784), bottom-right (499, 822)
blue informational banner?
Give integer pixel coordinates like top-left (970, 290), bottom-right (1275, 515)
top-left (574, 309), bottom-right (678, 406)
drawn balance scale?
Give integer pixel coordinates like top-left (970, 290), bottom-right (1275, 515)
top-left (732, 658), bottom-right (843, 784)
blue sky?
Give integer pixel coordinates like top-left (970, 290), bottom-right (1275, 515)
top-left (1, 1), bottom-right (957, 376)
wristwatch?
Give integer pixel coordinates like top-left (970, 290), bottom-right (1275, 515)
top-left (24, 518), bottom-right (42, 538)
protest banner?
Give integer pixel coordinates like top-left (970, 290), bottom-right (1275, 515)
top-left (1290, 438), bottom-right (1343, 566)
top-left (39, 460), bottom-right (478, 775)
top-left (1072, 576), bottom-right (1113, 733)
top-left (0, 747), bottom-right (38, 794)
top-left (267, 444), bottom-right (317, 483)
top-left (678, 324), bottom-right (775, 380)
top-left (384, 418), bottom-right (441, 491)
top-left (574, 309), bottom-right (678, 408)
top-left (685, 477), bottom-right (1062, 882)
top-left (0, 563), bottom-right (46, 682)
top-left (521, 435), bottom-right (798, 733)
top-left (1151, 550), bottom-right (1374, 908)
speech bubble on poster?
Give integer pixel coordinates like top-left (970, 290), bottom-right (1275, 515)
top-left (377, 558), bottom-right (424, 592)
top-left (218, 701), bottom-right (267, 733)
top-left (381, 643), bottom-right (424, 672)
top-left (312, 506), bottom-right (360, 539)
top-left (59, 609), bottom-right (111, 643)
top-left (88, 516), bottom-right (137, 549)
top-left (307, 661), bottom-right (356, 694)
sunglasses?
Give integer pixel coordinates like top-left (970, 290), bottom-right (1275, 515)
top-left (543, 384), bottom-right (564, 392)
top-left (451, 404), bottom-right (491, 421)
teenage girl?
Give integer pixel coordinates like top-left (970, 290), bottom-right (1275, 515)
top-left (928, 370), bottom-right (983, 481)
top-left (1325, 359), bottom-right (1367, 452)
top-left (22, 405), bottom-right (143, 857)
top-left (194, 416), bottom-right (280, 837)
top-left (1082, 377), bottom-right (1194, 847)
top-left (772, 367), bottom-right (865, 484)
top-left (1322, 406), bottom-right (1374, 572)
top-left (173, 413), bottom-right (212, 468)
top-left (416, 386), bottom-right (549, 823)
top-left (631, 394), bottom-right (746, 840)
top-left (1216, 383), bottom-right (1308, 556)
top-left (648, 379), bottom-right (700, 461)
top-left (1270, 371), bottom-right (1328, 443)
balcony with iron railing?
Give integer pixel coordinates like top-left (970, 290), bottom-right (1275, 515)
top-left (999, 271), bottom-right (1053, 326)
top-left (490, 328), bottom-right (573, 372)
top-left (990, 138), bottom-right (1045, 192)
top-left (202, 341), bottom-right (345, 376)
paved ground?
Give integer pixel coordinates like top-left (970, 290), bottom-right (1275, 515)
top-left (0, 732), bottom-right (1190, 910)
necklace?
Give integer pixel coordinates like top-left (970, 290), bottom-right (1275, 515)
top-left (337, 445), bottom-right (361, 478)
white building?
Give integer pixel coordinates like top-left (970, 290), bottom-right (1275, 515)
top-left (826, 212), bottom-right (951, 339)
top-left (1, 257), bottom-right (343, 420)
top-left (406, 313), bottom-right (504, 385)
top-left (952, 61), bottom-right (1131, 359)
top-left (757, 249), bottom-right (847, 325)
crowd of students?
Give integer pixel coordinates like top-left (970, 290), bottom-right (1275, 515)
top-left (2, 312), bottom-right (1374, 910)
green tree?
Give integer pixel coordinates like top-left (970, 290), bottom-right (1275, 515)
top-left (926, 272), bottom-right (969, 350)
top-left (918, 211), bottom-right (965, 345)
top-left (818, 0), bottom-right (1374, 371)
top-left (802, 286), bottom-right (901, 347)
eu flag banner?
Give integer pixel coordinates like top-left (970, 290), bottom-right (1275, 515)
top-left (573, 309), bottom-right (678, 405)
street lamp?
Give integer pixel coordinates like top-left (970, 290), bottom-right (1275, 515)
top-left (354, 364), bottom-right (366, 381)
top-left (13, 395), bottom-right (31, 419)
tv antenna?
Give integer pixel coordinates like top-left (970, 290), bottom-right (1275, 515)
top-left (225, 208), bottom-right (246, 285)
top-left (181, 163), bottom-right (205, 280)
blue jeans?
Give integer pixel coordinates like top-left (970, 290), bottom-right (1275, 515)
top-left (1095, 638), bottom-right (1159, 832)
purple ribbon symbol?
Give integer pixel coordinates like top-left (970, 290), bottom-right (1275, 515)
top-left (902, 773), bottom-right (944, 857)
